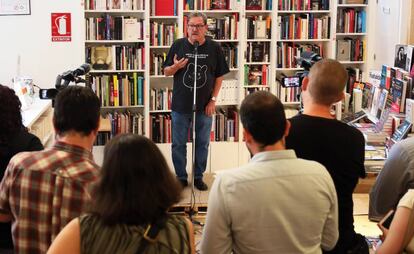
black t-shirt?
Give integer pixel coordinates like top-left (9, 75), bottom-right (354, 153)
top-left (286, 114), bottom-right (366, 249)
top-left (163, 38), bottom-right (229, 113)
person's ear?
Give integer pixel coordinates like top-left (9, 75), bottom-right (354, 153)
top-left (301, 76), bottom-right (309, 91)
top-left (243, 128), bottom-right (252, 143)
top-left (284, 120), bottom-right (291, 137)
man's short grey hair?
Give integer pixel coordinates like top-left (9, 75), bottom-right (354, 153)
top-left (188, 12), bottom-right (207, 25)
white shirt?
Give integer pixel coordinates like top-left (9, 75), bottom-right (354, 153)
top-left (201, 150), bottom-right (338, 254)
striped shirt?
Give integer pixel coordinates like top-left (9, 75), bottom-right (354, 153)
top-left (0, 141), bottom-right (99, 254)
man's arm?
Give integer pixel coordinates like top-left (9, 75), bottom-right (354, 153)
top-left (205, 75), bottom-right (224, 116)
top-left (321, 179), bottom-right (339, 251)
top-left (200, 175), bottom-right (232, 254)
top-left (370, 143), bottom-right (411, 219)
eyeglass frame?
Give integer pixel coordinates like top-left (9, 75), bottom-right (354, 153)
top-left (187, 23), bottom-right (206, 30)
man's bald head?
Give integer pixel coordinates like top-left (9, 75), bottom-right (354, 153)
top-left (307, 59), bottom-right (348, 106)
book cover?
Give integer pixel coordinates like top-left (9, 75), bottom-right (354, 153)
top-left (124, 18), bottom-right (140, 40)
top-left (255, 19), bottom-right (267, 39)
top-left (155, 0), bottom-right (174, 16)
top-left (246, 0), bottom-right (262, 10)
top-left (337, 39), bottom-right (350, 61)
top-left (91, 46), bottom-right (113, 70)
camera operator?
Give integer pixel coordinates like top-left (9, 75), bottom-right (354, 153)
top-left (286, 59), bottom-right (368, 254)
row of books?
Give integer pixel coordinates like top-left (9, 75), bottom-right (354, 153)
top-left (278, 14), bottom-right (331, 40)
top-left (246, 15), bottom-right (271, 39)
top-left (150, 52), bottom-right (166, 76)
top-left (337, 8), bottom-right (366, 34)
top-left (85, 0), bottom-right (144, 10)
top-left (149, 108), bottom-right (239, 143)
top-left (86, 45), bottom-right (145, 71)
top-left (246, 0), bottom-right (272, 10)
top-left (275, 80), bottom-right (301, 103)
top-left (212, 108), bottom-right (239, 142)
top-left (150, 87), bottom-right (172, 111)
top-left (90, 74), bottom-right (145, 107)
top-left (276, 42), bottom-right (323, 68)
top-left (216, 79), bottom-right (239, 105)
top-left (245, 42), bottom-right (270, 62)
top-left (245, 86), bottom-right (270, 96)
top-left (97, 111), bottom-right (144, 144)
top-left (222, 43), bottom-right (238, 69)
top-left (336, 38), bottom-right (364, 62)
top-left (183, 0), bottom-right (240, 10)
top-left (244, 65), bottom-right (270, 86)
top-left (278, 0), bottom-right (329, 11)
top-left (151, 0), bottom-right (177, 16)
top-left (205, 14), bottom-right (239, 40)
top-left (150, 22), bottom-right (178, 46)
top-left (85, 16), bottom-right (144, 41)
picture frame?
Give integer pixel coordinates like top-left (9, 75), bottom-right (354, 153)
top-left (0, 0), bottom-right (31, 16)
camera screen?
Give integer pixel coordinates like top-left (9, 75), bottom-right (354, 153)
top-left (282, 77), bottom-right (300, 88)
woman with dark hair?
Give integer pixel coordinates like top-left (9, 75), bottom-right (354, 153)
top-left (48, 134), bottom-right (195, 254)
top-left (0, 84), bottom-right (43, 252)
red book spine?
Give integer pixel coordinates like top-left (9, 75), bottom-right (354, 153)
top-left (155, 0), bottom-right (174, 16)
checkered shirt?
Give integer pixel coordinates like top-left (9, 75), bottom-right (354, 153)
top-left (0, 141), bottom-right (100, 254)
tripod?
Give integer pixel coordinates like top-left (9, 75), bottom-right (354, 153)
top-left (186, 41), bottom-right (204, 226)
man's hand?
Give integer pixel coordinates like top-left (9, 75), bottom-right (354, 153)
top-left (377, 223), bottom-right (389, 242)
top-left (173, 54), bottom-right (188, 70)
top-left (205, 100), bottom-right (216, 116)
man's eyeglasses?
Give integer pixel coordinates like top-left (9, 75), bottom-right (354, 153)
top-left (188, 24), bottom-right (205, 30)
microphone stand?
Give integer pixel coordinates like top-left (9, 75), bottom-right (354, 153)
top-left (186, 41), bottom-right (203, 226)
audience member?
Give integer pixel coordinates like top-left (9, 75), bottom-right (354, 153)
top-left (201, 91), bottom-right (338, 253)
top-left (0, 84), bottom-right (44, 252)
top-left (48, 134), bottom-right (195, 254)
top-left (286, 59), bottom-right (368, 254)
top-left (369, 137), bottom-right (414, 222)
top-left (376, 189), bottom-right (414, 254)
top-left (0, 86), bottom-right (101, 254)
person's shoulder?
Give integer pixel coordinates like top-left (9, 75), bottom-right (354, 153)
top-left (174, 38), bottom-right (187, 45)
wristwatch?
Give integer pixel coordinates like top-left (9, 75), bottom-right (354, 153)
top-left (211, 96), bottom-right (217, 102)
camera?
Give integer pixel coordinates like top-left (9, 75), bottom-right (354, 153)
top-left (279, 51), bottom-right (322, 88)
top-left (39, 63), bottom-right (91, 100)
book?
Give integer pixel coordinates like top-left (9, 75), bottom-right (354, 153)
top-left (155, 0), bottom-right (174, 16)
top-left (246, 0), bottom-right (262, 10)
top-left (90, 46), bottom-right (113, 70)
top-left (337, 39), bottom-right (351, 61)
top-left (255, 19), bottom-right (267, 39)
top-left (124, 18), bottom-right (140, 40)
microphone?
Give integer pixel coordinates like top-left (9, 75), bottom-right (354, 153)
top-left (194, 41), bottom-right (199, 53)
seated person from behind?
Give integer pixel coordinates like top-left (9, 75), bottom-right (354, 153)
top-left (201, 91), bottom-right (338, 254)
top-left (0, 86), bottom-right (101, 254)
top-left (376, 189), bottom-right (414, 254)
top-left (48, 134), bottom-right (195, 254)
top-left (286, 59), bottom-right (368, 254)
top-left (0, 84), bottom-right (44, 251)
top-left (369, 137), bottom-right (414, 221)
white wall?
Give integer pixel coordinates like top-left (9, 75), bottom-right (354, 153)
top-left (371, 0), bottom-right (412, 70)
top-left (0, 0), bottom-right (84, 89)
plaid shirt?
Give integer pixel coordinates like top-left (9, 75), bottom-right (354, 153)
top-left (0, 141), bottom-right (100, 254)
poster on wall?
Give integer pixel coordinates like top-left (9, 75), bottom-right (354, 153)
top-left (0, 0), bottom-right (30, 15)
top-left (51, 13), bottom-right (71, 42)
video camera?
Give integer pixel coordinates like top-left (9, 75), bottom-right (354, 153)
top-left (280, 51), bottom-right (322, 88)
top-left (39, 63), bottom-right (91, 100)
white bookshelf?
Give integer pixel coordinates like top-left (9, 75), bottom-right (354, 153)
top-left (84, 0), bottom-right (374, 170)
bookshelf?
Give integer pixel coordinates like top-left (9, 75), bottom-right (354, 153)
top-left (84, 0), bottom-right (148, 145)
top-left (274, 0), bottom-right (332, 106)
top-left (84, 0), bottom-right (374, 171)
top-left (334, 0), bottom-right (369, 89)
